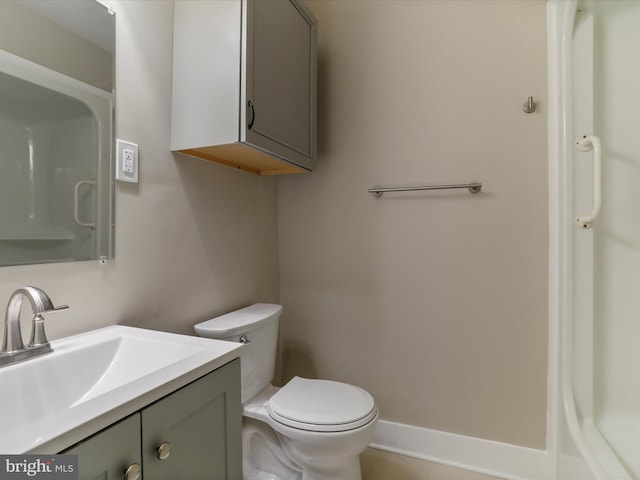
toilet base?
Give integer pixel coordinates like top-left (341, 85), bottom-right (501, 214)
top-left (242, 416), bottom-right (372, 480)
top-left (243, 418), bottom-right (301, 480)
top-left (296, 458), bottom-right (361, 480)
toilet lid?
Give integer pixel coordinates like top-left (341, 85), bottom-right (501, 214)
top-left (267, 377), bottom-right (377, 432)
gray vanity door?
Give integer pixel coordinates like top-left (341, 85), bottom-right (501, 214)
top-left (244, 0), bottom-right (317, 171)
top-left (141, 359), bottom-right (242, 480)
top-left (64, 414), bottom-right (142, 480)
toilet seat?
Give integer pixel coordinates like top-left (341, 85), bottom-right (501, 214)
top-left (267, 377), bottom-right (377, 432)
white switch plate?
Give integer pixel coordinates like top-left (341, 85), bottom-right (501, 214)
top-left (116, 139), bottom-right (139, 183)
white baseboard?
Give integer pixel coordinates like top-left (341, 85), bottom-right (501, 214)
top-left (369, 420), bottom-right (554, 480)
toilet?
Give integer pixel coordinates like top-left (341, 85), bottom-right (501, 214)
top-left (194, 303), bottom-right (378, 480)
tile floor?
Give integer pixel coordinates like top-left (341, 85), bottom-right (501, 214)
top-left (361, 448), bottom-right (505, 480)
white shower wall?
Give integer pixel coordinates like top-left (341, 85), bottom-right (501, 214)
top-left (552, 1), bottom-right (640, 478)
top-left (0, 73), bottom-right (98, 264)
top-left (590, 1), bottom-right (640, 475)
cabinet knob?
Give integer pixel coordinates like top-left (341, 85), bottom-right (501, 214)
top-left (157, 441), bottom-right (172, 460)
top-left (124, 463), bottom-right (141, 480)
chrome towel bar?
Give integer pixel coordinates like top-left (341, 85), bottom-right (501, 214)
top-left (368, 182), bottom-right (482, 197)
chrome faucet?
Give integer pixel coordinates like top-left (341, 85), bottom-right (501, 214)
top-left (0, 286), bottom-right (68, 367)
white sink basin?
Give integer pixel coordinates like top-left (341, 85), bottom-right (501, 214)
top-left (0, 325), bottom-right (242, 454)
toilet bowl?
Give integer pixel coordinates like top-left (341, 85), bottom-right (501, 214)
top-left (195, 304), bottom-right (378, 480)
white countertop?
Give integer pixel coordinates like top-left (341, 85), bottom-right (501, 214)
top-left (0, 325), bottom-right (242, 454)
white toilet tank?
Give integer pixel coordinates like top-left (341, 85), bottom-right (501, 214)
top-left (194, 303), bottom-right (282, 402)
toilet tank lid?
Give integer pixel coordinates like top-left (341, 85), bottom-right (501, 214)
top-left (194, 303), bottom-right (282, 337)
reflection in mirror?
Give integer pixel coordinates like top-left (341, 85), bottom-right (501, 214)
top-left (0, 0), bottom-right (114, 266)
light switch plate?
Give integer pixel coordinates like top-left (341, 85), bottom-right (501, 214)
top-left (116, 139), bottom-right (139, 183)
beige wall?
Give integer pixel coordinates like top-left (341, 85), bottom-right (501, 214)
top-left (0, 1), bottom-right (279, 341)
top-left (278, 0), bottom-right (548, 449)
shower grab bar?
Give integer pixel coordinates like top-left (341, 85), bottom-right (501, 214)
top-left (74, 179), bottom-right (96, 230)
top-left (368, 182), bottom-right (482, 197)
top-left (575, 135), bottom-right (602, 229)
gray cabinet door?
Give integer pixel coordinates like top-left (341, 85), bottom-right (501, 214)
top-left (141, 359), bottom-right (242, 480)
top-left (245, 0), bottom-right (317, 170)
top-left (64, 414), bottom-right (141, 480)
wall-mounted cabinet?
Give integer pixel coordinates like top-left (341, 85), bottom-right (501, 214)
top-left (171, 0), bottom-right (317, 176)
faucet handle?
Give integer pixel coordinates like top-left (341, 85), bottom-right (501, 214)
top-left (27, 306), bottom-right (68, 349)
top-left (46, 305), bottom-right (70, 313)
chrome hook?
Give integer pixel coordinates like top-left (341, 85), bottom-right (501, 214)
top-left (522, 96), bottom-right (536, 113)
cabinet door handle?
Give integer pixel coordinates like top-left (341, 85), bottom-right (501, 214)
top-left (247, 100), bottom-right (255, 130)
top-left (124, 463), bottom-right (141, 480)
top-left (157, 441), bottom-right (172, 460)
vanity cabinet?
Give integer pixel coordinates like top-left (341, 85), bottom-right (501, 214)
top-left (171, 0), bottom-right (317, 175)
top-left (64, 359), bottom-right (241, 480)
top-left (64, 414), bottom-right (141, 480)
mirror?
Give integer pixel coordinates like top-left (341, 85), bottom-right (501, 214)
top-left (0, 0), bottom-right (114, 266)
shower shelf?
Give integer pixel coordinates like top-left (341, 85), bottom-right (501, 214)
top-left (0, 226), bottom-right (75, 241)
